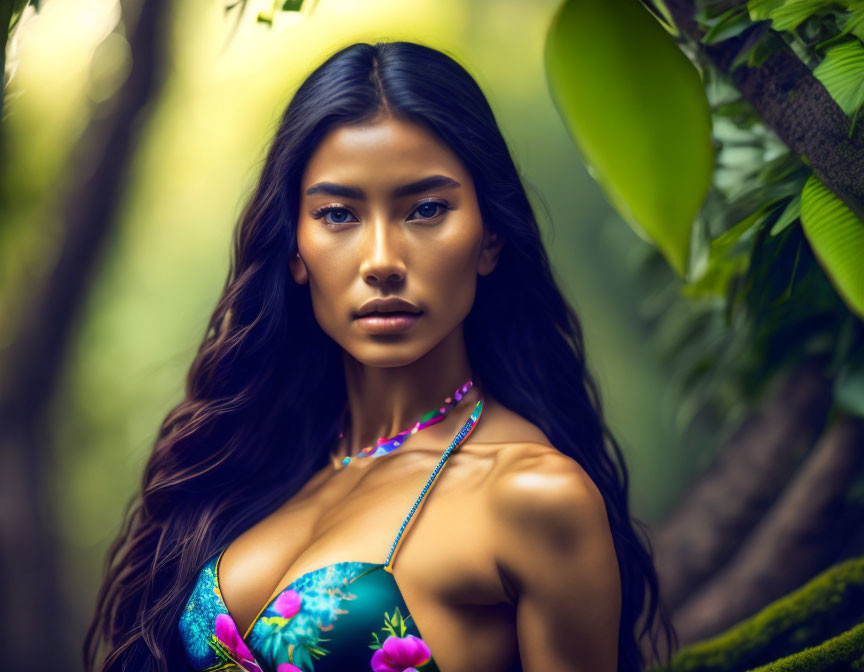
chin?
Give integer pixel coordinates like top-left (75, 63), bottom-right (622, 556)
top-left (346, 341), bottom-right (433, 368)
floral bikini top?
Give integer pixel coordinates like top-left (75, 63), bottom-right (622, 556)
top-left (178, 400), bottom-right (484, 672)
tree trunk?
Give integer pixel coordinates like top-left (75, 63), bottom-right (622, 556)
top-left (672, 414), bottom-right (864, 643)
top-left (0, 0), bottom-right (170, 667)
top-left (654, 363), bottom-right (832, 611)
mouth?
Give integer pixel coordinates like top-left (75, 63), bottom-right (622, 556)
top-left (354, 311), bottom-right (424, 334)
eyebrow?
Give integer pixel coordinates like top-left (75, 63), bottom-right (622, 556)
top-left (304, 174), bottom-right (461, 199)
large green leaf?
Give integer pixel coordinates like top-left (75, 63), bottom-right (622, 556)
top-left (800, 174), bottom-right (864, 319)
top-left (544, 0), bottom-right (715, 277)
top-left (812, 39), bottom-right (864, 117)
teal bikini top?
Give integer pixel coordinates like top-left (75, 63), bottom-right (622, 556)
top-left (179, 400), bottom-right (484, 672)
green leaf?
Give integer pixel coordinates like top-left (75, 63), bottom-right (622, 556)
top-left (701, 7), bottom-right (754, 44)
top-left (207, 635), bottom-right (252, 670)
top-left (682, 254), bottom-right (749, 298)
top-left (837, 3), bottom-right (864, 43)
top-left (685, 198), bottom-right (782, 298)
top-left (747, 0), bottom-right (786, 22)
top-left (813, 39), bottom-right (864, 117)
top-left (730, 26), bottom-right (778, 70)
top-left (544, 0), bottom-right (715, 277)
top-left (770, 193), bottom-right (801, 236)
top-left (641, 0), bottom-right (678, 36)
top-left (765, 0), bottom-right (834, 32)
top-left (800, 174), bottom-right (864, 319)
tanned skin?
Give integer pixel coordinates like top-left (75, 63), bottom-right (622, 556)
top-left (217, 114), bottom-right (621, 672)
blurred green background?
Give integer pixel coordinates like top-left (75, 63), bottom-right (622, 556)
top-left (2, 0), bottom-right (718, 663)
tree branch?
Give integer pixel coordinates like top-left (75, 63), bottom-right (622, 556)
top-left (662, 0), bottom-right (864, 221)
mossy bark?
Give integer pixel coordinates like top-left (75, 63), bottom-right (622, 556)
top-left (649, 555), bottom-right (864, 671)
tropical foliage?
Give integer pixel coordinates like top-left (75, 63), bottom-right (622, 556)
top-left (544, 0), bottom-right (864, 666)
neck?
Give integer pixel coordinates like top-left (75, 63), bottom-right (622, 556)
top-left (333, 324), bottom-right (481, 463)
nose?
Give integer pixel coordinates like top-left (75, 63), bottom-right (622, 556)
top-left (358, 216), bottom-right (406, 285)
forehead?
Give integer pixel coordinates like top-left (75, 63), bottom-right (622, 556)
top-left (300, 117), bottom-right (470, 190)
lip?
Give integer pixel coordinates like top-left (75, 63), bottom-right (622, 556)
top-left (355, 296), bottom-right (422, 318)
top-left (354, 312), bottom-right (423, 334)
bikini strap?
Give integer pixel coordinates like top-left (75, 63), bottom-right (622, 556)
top-left (382, 398), bottom-right (484, 573)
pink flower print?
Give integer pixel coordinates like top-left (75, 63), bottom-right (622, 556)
top-left (370, 634), bottom-right (432, 672)
top-left (277, 665), bottom-right (304, 672)
top-left (273, 589), bottom-right (302, 619)
top-left (214, 613), bottom-right (262, 672)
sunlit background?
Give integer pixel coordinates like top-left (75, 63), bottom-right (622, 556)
top-left (2, 0), bottom-right (718, 663)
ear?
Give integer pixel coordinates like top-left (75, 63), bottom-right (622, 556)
top-left (289, 251), bottom-right (309, 285)
top-left (477, 228), bottom-right (505, 276)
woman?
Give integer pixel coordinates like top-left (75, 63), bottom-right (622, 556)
top-left (84, 40), bottom-right (676, 672)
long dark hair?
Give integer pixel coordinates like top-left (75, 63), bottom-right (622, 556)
top-left (84, 40), bottom-right (677, 671)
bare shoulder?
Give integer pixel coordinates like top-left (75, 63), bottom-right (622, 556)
top-left (484, 442), bottom-right (608, 531)
top-left (481, 442), bottom-right (621, 671)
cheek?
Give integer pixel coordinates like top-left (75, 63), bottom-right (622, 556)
top-left (298, 226), bottom-right (351, 289)
top-left (307, 264), bottom-right (350, 330)
top-left (297, 239), bottom-right (353, 330)
top-left (416, 237), bottom-right (481, 322)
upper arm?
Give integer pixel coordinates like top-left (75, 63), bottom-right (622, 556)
top-left (487, 445), bottom-right (621, 672)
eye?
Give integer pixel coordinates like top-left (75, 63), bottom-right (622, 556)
top-left (308, 199), bottom-right (451, 228)
top-left (309, 205), bottom-right (359, 227)
top-left (409, 199), bottom-right (451, 222)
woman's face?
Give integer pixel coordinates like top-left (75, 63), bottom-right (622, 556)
top-left (290, 115), bottom-right (502, 368)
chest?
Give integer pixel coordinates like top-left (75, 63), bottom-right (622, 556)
top-left (180, 450), bottom-right (521, 672)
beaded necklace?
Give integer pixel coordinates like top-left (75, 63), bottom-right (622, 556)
top-left (335, 379), bottom-right (474, 467)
